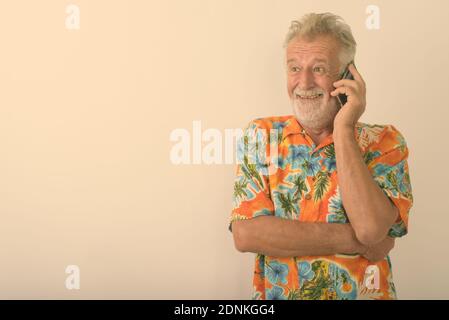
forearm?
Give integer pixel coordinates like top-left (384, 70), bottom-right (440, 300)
top-left (333, 125), bottom-right (398, 245)
top-left (232, 216), bottom-right (364, 258)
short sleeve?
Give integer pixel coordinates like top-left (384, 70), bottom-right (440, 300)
top-left (365, 125), bottom-right (414, 238)
top-left (228, 120), bottom-right (275, 232)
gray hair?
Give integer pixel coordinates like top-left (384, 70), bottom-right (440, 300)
top-left (284, 12), bottom-right (357, 73)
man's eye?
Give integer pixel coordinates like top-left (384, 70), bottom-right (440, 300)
top-left (290, 66), bottom-right (300, 72)
top-left (313, 66), bottom-right (326, 73)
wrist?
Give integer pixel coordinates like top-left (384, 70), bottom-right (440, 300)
top-left (346, 225), bottom-right (368, 255)
top-left (332, 125), bottom-right (357, 149)
top-left (333, 124), bottom-right (356, 139)
top-left (337, 223), bottom-right (368, 255)
top-left (354, 241), bottom-right (368, 256)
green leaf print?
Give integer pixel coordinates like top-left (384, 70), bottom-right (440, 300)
top-left (386, 170), bottom-right (399, 190)
top-left (277, 192), bottom-right (297, 218)
top-left (233, 178), bottom-right (248, 199)
top-left (291, 175), bottom-right (308, 198)
top-left (363, 151), bottom-right (378, 165)
top-left (323, 144), bottom-right (335, 159)
top-left (287, 288), bottom-right (301, 300)
top-left (313, 171), bottom-right (330, 202)
top-left (241, 155), bottom-right (264, 189)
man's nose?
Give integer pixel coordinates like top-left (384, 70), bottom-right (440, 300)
top-left (297, 69), bottom-right (315, 90)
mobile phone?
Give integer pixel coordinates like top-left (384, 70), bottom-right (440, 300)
top-left (337, 61), bottom-right (355, 107)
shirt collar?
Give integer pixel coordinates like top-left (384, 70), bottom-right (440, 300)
top-left (282, 115), bottom-right (336, 150)
top-left (282, 115), bottom-right (362, 151)
top-left (282, 115), bottom-right (306, 141)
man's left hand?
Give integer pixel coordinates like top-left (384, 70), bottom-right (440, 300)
top-left (361, 236), bottom-right (395, 263)
top-left (331, 63), bottom-right (366, 129)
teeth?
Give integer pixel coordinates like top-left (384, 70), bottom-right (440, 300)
top-left (296, 94), bottom-right (321, 99)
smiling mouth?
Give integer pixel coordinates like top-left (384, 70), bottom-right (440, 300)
top-left (295, 93), bottom-right (324, 99)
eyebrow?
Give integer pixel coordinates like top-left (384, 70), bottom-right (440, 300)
top-left (287, 58), bottom-right (329, 64)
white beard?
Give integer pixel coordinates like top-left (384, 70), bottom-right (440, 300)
top-left (291, 94), bottom-right (340, 130)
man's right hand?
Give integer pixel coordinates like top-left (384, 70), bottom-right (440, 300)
top-left (360, 236), bottom-right (395, 262)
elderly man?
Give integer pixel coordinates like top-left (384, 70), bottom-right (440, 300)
top-left (229, 12), bottom-right (413, 300)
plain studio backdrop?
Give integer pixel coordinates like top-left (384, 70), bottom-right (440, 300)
top-left (0, 0), bottom-right (447, 299)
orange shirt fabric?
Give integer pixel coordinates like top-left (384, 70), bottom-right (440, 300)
top-left (229, 115), bottom-right (413, 300)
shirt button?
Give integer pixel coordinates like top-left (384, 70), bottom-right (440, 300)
top-left (305, 193), bottom-right (312, 200)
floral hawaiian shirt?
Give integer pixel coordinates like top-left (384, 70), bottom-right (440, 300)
top-left (229, 115), bottom-right (413, 300)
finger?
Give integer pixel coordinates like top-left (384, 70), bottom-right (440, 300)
top-left (333, 79), bottom-right (358, 89)
top-left (348, 64), bottom-right (365, 85)
top-left (330, 86), bottom-right (354, 97)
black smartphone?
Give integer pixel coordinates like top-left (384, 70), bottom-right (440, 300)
top-left (337, 61), bottom-right (355, 107)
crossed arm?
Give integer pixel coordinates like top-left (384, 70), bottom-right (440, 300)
top-left (231, 126), bottom-right (399, 261)
top-left (232, 217), bottom-right (363, 257)
top-left (231, 217), bottom-right (395, 262)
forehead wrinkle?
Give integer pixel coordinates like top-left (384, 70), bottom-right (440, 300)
top-left (287, 57), bottom-right (330, 64)
top-left (286, 36), bottom-right (340, 64)
top-left (287, 46), bottom-right (335, 60)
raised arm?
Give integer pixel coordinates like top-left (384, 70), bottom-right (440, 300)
top-left (333, 125), bottom-right (398, 246)
top-left (331, 64), bottom-right (411, 246)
